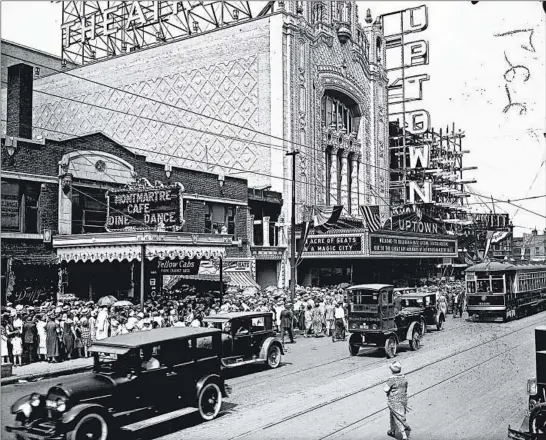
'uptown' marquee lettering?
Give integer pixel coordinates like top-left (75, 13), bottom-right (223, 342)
top-left (398, 219), bottom-right (438, 234)
top-left (305, 236), bottom-right (362, 253)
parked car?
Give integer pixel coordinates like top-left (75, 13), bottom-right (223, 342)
top-left (508, 325), bottom-right (546, 440)
top-left (400, 292), bottom-right (446, 332)
top-left (6, 327), bottom-right (231, 440)
top-left (203, 312), bottom-right (284, 369)
top-left (346, 284), bottom-right (423, 358)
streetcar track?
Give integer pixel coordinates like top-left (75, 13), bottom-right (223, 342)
top-left (319, 336), bottom-right (535, 440)
top-left (233, 319), bottom-right (470, 391)
top-left (226, 314), bottom-right (543, 440)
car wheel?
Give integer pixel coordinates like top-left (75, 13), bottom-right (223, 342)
top-left (384, 336), bottom-right (397, 359)
top-left (198, 382), bottom-right (222, 421)
top-left (436, 315), bottom-right (445, 331)
top-left (420, 319), bottom-right (427, 335)
top-left (409, 329), bottom-right (421, 351)
top-left (267, 344), bottom-right (282, 369)
top-left (67, 412), bottom-right (109, 440)
top-left (348, 334), bottom-right (362, 356)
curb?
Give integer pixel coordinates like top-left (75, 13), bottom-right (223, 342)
top-left (1, 364), bottom-right (93, 387)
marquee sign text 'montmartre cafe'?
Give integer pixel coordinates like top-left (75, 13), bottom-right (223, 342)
top-left (106, 186), bottom-right (182, 231)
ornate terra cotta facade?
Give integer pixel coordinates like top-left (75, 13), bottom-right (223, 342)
top-left (1, 1), bottom-right (389, 288)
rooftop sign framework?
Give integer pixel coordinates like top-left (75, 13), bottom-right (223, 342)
top-left (60, 1), bottom-right (258, 65)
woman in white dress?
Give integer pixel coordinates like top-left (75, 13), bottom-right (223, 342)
top-left (36, 315), bottom-right (47, 361)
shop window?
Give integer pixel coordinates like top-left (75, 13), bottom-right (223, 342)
top-left (72, 186), bottom-right (108, 234)
top-left (1, 180), bottom-right (41, 233)
top-left (205, 203), bottom-right (235, 235)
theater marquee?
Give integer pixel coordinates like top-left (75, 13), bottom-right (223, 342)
top-left (369, 233), bottom-right (457, 258)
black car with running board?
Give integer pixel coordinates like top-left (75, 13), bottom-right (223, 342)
top-left (202, 312), bottom-right (285, 369)
top-left (6, 327), bottom-right (231, 440)
top-left (400, 292), bottom-right (446, 333)
top-left (346, 284), bottom-right (424, 358)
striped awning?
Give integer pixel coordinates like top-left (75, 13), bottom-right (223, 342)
top-left (227, 272), bottom-right (260, 288)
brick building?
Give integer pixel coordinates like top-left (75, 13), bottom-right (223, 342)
top-left (513, 229), bottom-right (546, 262)
top-left (0, 1), bottom-right (389, 288)
top-left (1, 63), bottom-right (255, 304)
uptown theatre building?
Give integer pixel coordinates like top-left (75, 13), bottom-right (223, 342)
top-left (298, 211), bottom-right (458, 286)
top-left (1, 1), bottom-right (390, 289)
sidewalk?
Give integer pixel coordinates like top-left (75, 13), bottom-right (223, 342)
top-left (1, 357), bottom-right (94, 386)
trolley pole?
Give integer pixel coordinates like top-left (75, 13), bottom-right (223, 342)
top-left (286, 149), bottom-right (300, 303)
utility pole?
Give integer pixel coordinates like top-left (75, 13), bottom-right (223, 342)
top-left (286, 149), bottom-right (300, 303)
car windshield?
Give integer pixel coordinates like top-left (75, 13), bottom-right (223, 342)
top-left (401, 298), bottom-right (424, 308)
top-left (350, 289), bottom-right (379, 305)
top-left (93, 351), bottom-right (139, 373)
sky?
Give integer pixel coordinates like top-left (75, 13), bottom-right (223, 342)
top-left (1, 1), bottom-right (545, 237)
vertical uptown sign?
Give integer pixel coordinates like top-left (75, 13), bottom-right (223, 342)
top-left (382, 5), bottom-right (431, 204)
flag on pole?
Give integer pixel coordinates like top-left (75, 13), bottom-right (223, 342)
top-left (360, 205), bottom-right (381, 232)
top-left (483, 231), bottom-right (495, 260)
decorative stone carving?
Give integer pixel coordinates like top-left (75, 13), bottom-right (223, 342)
top-left (339, 151), bottom-right (349, 209)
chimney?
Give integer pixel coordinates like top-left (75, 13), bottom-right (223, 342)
top-left (6, 63), bottom-right (33, 139)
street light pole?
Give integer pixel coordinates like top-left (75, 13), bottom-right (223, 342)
top-left (286, 149), bottom-right (300, 303)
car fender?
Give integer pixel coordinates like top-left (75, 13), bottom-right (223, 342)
top-left (10, 394), bottom-right (34, 414)
top-left (196, 374), bottom-right (229, 399)
top-left (406, 321), bottom-right (421, 341)
top-left (259, 337), bottom-right (285, 360)
top-left (61, 403), bottom-right (110, 428)
top-left (529, 401), bottom-right (546, 434)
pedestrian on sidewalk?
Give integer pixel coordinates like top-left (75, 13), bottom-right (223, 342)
top-left (45, 314), bottom-right (59, 363)
top-left (22, 315), bottom-right (38, 365)
top-left (1, 319), bottom-right (10, 364)
top-left (304, 304), bottom-right (313, 337)
top-left (312, 303), bottom-right (323, 337)
top-left (384, 361), bottom-right (411, 440)
top-left (324, 298), bottom-right (335, 337)
top-left (12, 329), bottom-right (22, 367)
top-left (36, 315), bottom-right (47, 362)
top-left (80, 318), bottom-right (91, 357)
top-left (280, 303), bottom-right (295, 345)
top-left (62, 316), bottom-right (76, 360)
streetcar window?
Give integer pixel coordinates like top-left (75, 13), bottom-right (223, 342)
top-left (467, 281), bottom-right (476, 293)
top-left (491, 279), bottom-right (504, 293)
top-left (477, 280), bottom-right (490, 293)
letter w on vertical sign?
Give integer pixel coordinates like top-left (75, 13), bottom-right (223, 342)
top-left (408, 144), bottom-right (430, 168)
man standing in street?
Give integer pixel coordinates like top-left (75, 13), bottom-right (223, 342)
top-left (384, 361), bottom-right (411, 440)
top-left (280, 303), bottom-right (295, 345)
top-left (324, 299), bottom-right (335, 337)
top-left (22, 314), bottom-right (38, 365)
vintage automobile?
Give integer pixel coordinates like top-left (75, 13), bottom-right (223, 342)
top-left (6, 327), bottom-right (231, 440)
top-left (508, 325), bottom-right (546, 440)
top-left (394, 287), bottom-right (419, 295)
top-left (202, 312), bottom-right (285, 369)
top-left (399, 292), bottom-right (446, 333)
top-left (346, 284), bottom-right (423, 358)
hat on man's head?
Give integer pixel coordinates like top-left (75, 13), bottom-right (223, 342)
top-left (389, 361), bottom-right (402, 373)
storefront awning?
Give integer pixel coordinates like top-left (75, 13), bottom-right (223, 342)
top-left (58, 244), bottom-right (226, 263)
top-left (227, 272), bottom-right (260, 288)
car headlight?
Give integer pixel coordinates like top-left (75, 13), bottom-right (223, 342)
top-left (56, 398), bottom-right (67, 413)
top-left (18, 402), bottom-right (32, 418)
top-left (527, 378), bottom-right (538, 395)
top-left (351, 323), bottom-right (357, 329)
top-left (30, 393), bottom-right (41, 407)
top-left (372, 324), bottom-right (378, 330)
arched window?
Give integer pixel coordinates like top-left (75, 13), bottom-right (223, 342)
top-left (321, 91), bottom-right (360, 134)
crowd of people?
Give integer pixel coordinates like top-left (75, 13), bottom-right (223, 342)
top-left (1, 278), bottom-right (465, 368)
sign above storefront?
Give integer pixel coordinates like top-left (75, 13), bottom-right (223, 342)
top-left (106, 185), bottom-right (183, 232)
top-left (382, 208), bottom-right (446, 236)
top-left (370, 234), bottom-right (457, 258)
top-left (303, 234), bottom-right (363, 257)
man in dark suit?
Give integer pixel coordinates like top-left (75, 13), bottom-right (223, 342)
top-left (22, 314), bottom-right (38, 364)
top-left (280, 303), bottom-right (295, 345)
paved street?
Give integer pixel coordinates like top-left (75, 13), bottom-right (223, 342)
top-left (3, 312), bottom-right (543, 440)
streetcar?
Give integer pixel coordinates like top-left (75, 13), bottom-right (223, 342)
top-left (465, 261), bottom-right (546, 322)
